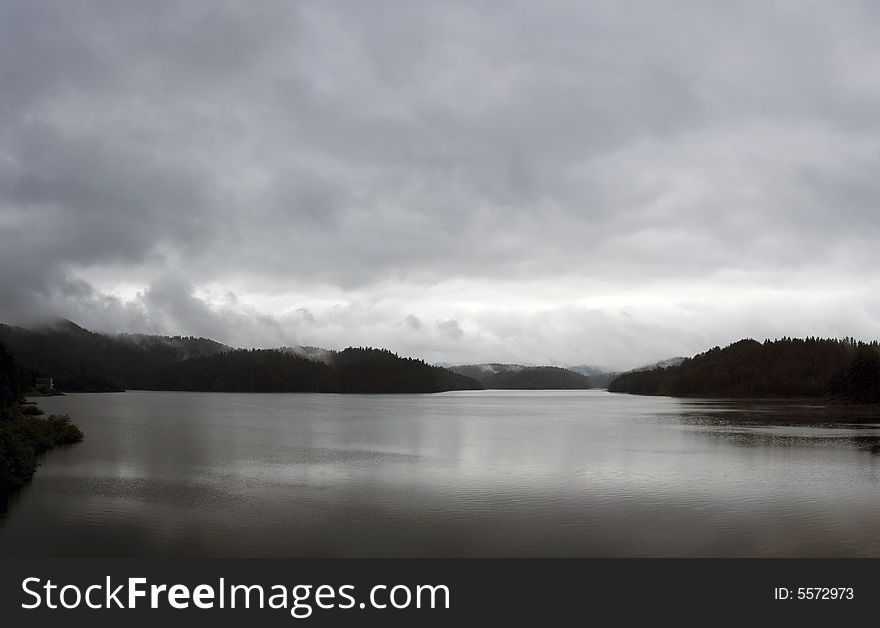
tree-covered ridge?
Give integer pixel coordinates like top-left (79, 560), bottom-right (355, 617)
top-left (1, 341), bottom-right (83, 491)
top-left (608, 337), bottom-right (880, 402)
top-left (450, 364), bottom-right (593, 389)
top-left (0, 321), bottom-right (484, 394)
top-left (485, 366), bottom-right (591, 389)
top-left (0, 320), bottom-right (228, 392)
top-left (151, 346), bottom-right (484, 393)
top-left (331, 347), bottom-right (483, 393)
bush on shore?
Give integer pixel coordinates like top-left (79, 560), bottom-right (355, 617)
top-left (0, 410), bottom-right (84, 491)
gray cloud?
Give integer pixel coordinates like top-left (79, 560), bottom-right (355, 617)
top-left (3, 1), bottom-right (880, 368)
top-left (437, 319), bottom-right (464, 341)
top-left (402, 315), bottom-right (423, 331)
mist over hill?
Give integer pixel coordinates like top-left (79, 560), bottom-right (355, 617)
top-left (7, 320), bottom-right (877, 401)
top-left (0, 320), bottom-right (481, 394)
top-left (154, 347), bottom-right (482, 394)
top-left (449, 363), bottom-right (592, 389)
top-left (0, 320), bottom-right (227, 392)
top-left (566, 365), bottom-right (617, 389)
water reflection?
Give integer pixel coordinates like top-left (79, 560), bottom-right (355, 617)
top-left (674, 399), bottom-right (880, 455)
top-left (1, 390), bottom-right (879, 557)
top-left (678, 398), bottom-right (880, 425)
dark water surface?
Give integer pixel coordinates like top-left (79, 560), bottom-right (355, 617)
top-left (2, 390), bottom-right (879, 557)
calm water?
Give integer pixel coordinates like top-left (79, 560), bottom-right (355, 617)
top-left (2, 390), bottom-right (879, 557)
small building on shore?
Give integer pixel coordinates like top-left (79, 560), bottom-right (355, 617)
top-left (35, 377), bottom-right (54, 393)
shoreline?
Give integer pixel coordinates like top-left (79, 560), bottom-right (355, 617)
top-left (0, 400), bottom-right (84, 494)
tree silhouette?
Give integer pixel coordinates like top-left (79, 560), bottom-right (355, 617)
top-left (610, 337), bottom-right (880, 402)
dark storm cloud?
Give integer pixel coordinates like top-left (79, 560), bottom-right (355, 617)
top-left (2, 1), bottom-right (880, 365)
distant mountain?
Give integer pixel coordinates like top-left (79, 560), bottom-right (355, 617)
top-left (449, 363), bottom-right (592, 389)
top-left (152, 347), bottom-right (483, 393)
top-left (567, 365), bottom-right (619, 388)
top-left (447, 363), bottom-right (522, 381)
top-left (567, 364), bottom-right (607, 377)
top-left (608, 338), bottom-right (880, 401)
top-left (0, 319), bottom-right (227, 391)
top-left (486, 366), bottom-right (592, 389)
top-left (568, 357), bottom-right (688, 390)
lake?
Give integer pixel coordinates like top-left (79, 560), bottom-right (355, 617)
top-left (2, 390), bottom-right (879, 557)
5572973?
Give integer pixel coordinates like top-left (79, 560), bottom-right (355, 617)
top-left (773, 587), bottom-right (854, 600)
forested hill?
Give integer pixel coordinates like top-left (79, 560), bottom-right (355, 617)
top-left (0, 320), bottom-right (227, 391)
top-left (608, 338), bottom-right (880, 403)
top-left (0, 321), bottom-right (484, 394)
top-left (450, 364), bottom-right (592, 389)
top-left (151, 347), bottom-right (483, 393)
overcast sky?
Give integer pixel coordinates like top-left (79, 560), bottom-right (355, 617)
top-left (2, 1), bottom-right (880, 369)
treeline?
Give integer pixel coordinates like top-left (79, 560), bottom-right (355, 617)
top-left (0, 340), bottom-right (30, 408)
top-left (151, 347), bottom-right (483, 393)
top-left (1, 321), bottom-right (483, 394)
top-left (450, 364), bottom-right (593, 389)
top-left (0, 320), bottom-right (227, 392)
top-left (0, 342), bottom-right (83, 491)
top-left (608, 337), bottom-right (880, 402)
